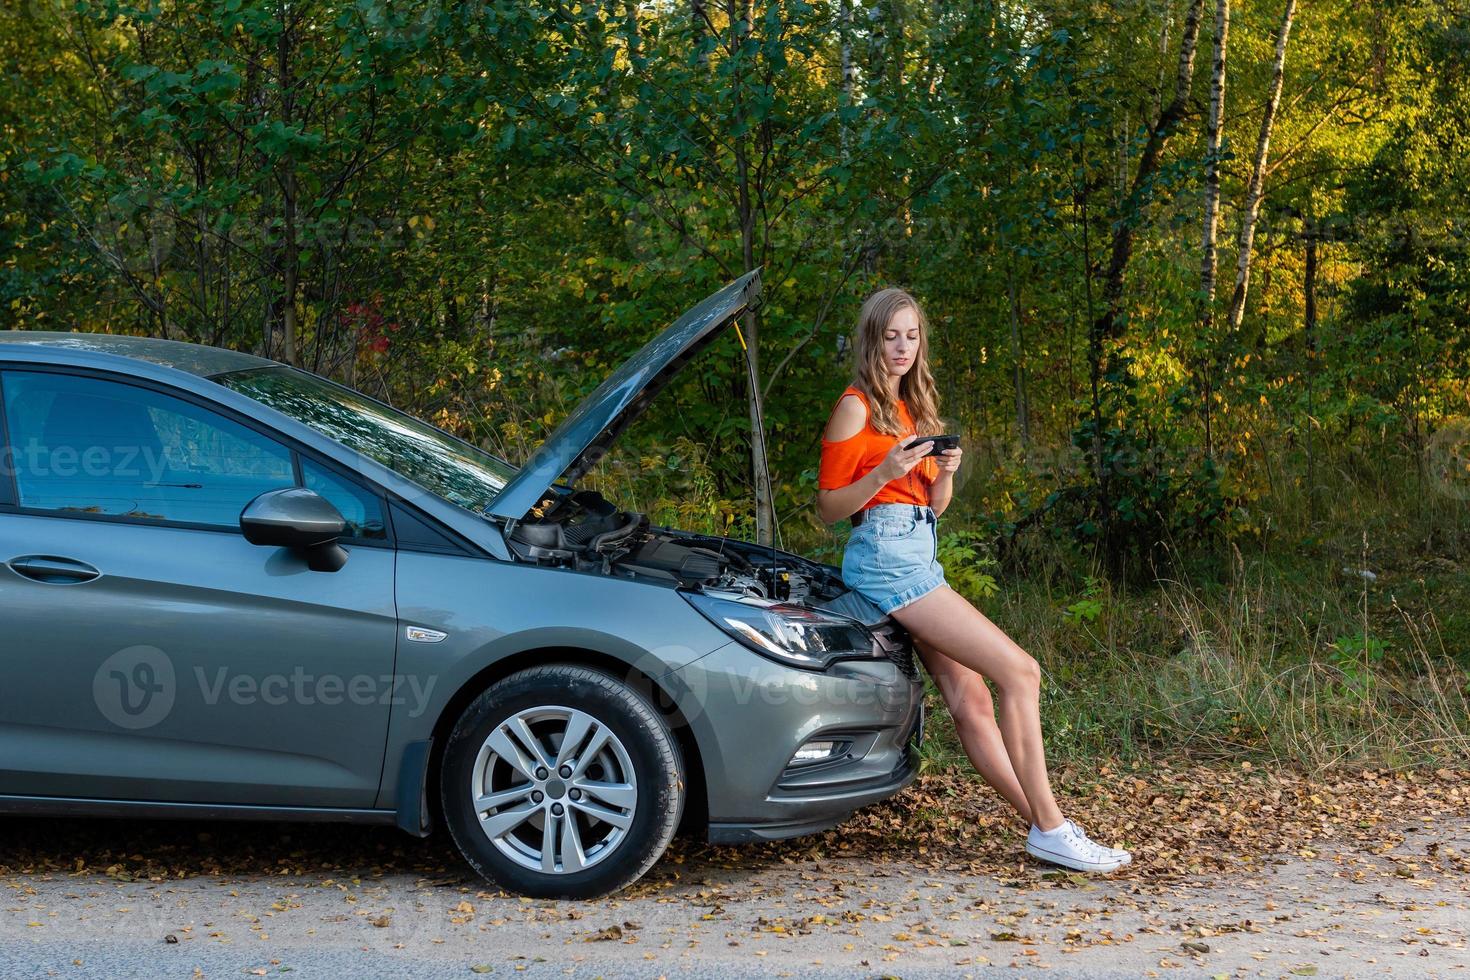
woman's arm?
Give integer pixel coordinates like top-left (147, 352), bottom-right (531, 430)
top-left (816, 394), bottom-right (934, 525)
top-left (928, 448), bottom-right (961, 517)
top-left (929, 467), bottom-right (954, 517)
top-left (817, 469), bottom-right (888, 526)
top-left (816, 396), bottom-right (878, 525)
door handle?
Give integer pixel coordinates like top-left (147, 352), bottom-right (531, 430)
top-left (5, 555), bottom-right (102, 584)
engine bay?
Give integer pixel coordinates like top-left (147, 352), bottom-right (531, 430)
top-left (500, 487), bottom-right (852, 606)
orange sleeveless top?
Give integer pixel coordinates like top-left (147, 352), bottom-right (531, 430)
top-left (818, 384), bottom-right (938, 510)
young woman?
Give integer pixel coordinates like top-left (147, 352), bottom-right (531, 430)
top-left (816, 286), bottom-right (1132, 874)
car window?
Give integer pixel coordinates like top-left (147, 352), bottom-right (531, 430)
top-left (302, 458), bottom-right (387, 541)
top-left (2, 371), bottom-right (295, 527)
top-left (214, 366), bottom-right (515, 513)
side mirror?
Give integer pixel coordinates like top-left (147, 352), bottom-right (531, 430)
top-left (240, 487), bottom-right (350, 572)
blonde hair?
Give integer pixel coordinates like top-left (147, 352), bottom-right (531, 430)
top-left (847, 286), bottom-right (941, 436)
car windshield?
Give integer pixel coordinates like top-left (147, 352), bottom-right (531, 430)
top-left (213, 366), bottom-right (517, 513)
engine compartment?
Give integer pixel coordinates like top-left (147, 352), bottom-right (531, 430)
top-left (500, 487), bottom-right (852, 607)
top-left (498, 487), bottom-right (914, 673)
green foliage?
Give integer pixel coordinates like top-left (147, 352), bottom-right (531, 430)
top-left (1328, 631), bottom-right (1389, 704)
top-left (936, 528), bottom-right (999, 601)
top-left (1055, 397), bottom-right (1232, 580)
top-left (0, 0), bottom-right (1463, 601)
top-left (3, 0), bottom-right (1468, 772)
top-left (1062, 575), bottom-right (1105, 627)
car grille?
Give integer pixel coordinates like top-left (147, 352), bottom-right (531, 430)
top-left (870, 621), bottom-right (919, 680)
top-left (890, 647), bottom-right (919, 679)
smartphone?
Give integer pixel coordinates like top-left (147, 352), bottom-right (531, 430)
top-left (909, 434), bottom-right (959, 457)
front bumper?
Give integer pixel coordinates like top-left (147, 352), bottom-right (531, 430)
top-left (664, 625), bottom-right (926, 844)
top-left (707, 699), bottom-right (924, 843)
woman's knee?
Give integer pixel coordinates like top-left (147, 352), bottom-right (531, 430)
top-left (994, 651), bottom-right (1041, 698)
top-left (947, 681), bottom-right (997, 735)
top-left (918, 649), bottom-right (998, 726)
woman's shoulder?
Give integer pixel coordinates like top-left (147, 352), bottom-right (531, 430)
top-left (822, 384), bottom-right (870, 443)
top-left (828, 382), bottom-right (870, 412)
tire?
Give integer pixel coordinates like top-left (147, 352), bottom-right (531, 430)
top-left (439, 664), bottom-right (685, 899)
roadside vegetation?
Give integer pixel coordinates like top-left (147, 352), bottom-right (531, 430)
top-left (5, 2), bottom-right (1467, 773)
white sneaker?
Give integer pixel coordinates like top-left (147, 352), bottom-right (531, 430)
top-left (1067, 819), bottom-right (1132, 864)
top-left (1026, 819), bottom-right (1128, 873)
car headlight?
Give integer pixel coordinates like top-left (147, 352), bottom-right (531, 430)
top-left (680, 590), bottom-right (880, 671)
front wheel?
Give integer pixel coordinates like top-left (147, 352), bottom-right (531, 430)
top-left (439, 664), bottom-right (685, 899)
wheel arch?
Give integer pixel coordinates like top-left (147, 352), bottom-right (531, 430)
top-left (421, 646), bottom-right (709, 840)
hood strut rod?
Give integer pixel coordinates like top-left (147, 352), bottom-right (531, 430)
top-left (731, 315), bottom-right (780, 595)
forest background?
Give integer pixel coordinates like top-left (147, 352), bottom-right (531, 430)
top-left (3, 0), bottom-right (1468, 771)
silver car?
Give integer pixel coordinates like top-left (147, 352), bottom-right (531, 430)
top-left (0, 271), bottom-right (924, 898)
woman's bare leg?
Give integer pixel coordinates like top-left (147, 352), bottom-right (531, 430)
top-left (890, 584), bottom-right (1065, 830)
top-left (914, 636), bottom-right (1034, 824)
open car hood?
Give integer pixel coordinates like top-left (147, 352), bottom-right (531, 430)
top-left (484, 269), bottom-right (762, 521)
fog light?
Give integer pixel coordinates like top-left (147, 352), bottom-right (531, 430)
top-left (791, 739), bottom-right (847, 764)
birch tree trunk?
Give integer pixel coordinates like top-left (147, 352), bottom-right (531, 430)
top-left (1199, 0), bottom-right (1229, 322)
top-left (1198, 0), bottom-right (1229, 459)
top-left (692, 0), bottom-right (708, 67)
top-left (1152, 0), bottom-right (1176, 127)
top-left (839, 0), bottom-right (853, 158)
top-left (1227, 0), bottom-right (1297, 331)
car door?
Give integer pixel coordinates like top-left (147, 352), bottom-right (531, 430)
top-left (0, 366), bottom-right (398, 809)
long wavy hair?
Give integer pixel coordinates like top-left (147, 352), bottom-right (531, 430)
top-left (848, 286), bottom-right (941, 437)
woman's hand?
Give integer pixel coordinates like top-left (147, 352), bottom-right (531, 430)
top-left (934, 445), bottom-right (962, 477)
top-left (874, 435), bottom-right (935, 483)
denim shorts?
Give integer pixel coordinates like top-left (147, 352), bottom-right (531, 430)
top-left (840, 503), bottom-right (947, 615)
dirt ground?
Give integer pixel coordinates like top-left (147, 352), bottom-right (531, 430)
top-left (1, 765), bottom-right (1466, 978)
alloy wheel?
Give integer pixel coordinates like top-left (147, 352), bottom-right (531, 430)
top-left (468, 705), bottom-right (638, 874)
